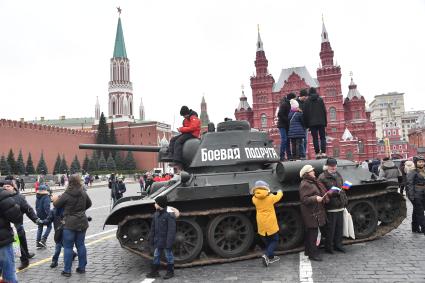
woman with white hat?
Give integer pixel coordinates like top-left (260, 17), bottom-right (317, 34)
top-left (299, 164), bottom-right (329, 261)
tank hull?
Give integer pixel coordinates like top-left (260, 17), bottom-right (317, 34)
top-left (106, 159), bottom-right (406, 267)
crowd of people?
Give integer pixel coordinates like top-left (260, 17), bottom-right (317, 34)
top-left (0, 174), bottom-right (92, 282)
top-left (277, 87), bottom-right (328, 161)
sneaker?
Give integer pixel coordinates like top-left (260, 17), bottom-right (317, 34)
top-left (72, 252), bottom-right (78, 261)
top-left (76, 267), bottom-right (85, 274)
top-left (61, 271), bottom-right (71, 277)
top-left (39, 238), bottom-right (47, 248)
top-left (268, 256), bottom-right (280, 264)
top-left (261, 254), bottom-right (269, 267)
top-left (36, 241), bottom-right (43, 249)
top-left (50, 262), bottom-right (58, 268)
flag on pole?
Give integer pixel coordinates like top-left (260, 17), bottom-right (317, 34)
top-left (342, 181), bottom-right (352, 190)
top-left (330, 186), bottom-right (342, 192)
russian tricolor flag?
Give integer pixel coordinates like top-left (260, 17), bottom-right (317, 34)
top-left (342, 181), bottom-right (352, 190)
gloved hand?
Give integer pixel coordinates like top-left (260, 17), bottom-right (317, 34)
top-left (35, 218), bottom-right (44, 225)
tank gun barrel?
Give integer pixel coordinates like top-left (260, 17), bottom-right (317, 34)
top-left (79, 144), bottom-right (161, 152)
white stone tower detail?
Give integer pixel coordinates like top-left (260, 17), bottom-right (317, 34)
top-left (139, 98), bottom-right (145, 121)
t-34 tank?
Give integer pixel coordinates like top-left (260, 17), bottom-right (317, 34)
top-left (80, 120), bottom-right (406, 267)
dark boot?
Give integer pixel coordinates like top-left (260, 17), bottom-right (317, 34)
top-left (39, 237), bottom-right (47, 248)
top-left (18, 260), bottom-right (29, 270)
top-left (146, 264), bottom-right (160, 278)
top-left (163, 264), bottom-right (174, 280)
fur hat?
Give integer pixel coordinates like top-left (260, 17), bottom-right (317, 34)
top-left (290, 99), bottom-right (299, 109)
top-left (325, 158), bottom-right (337, 166)
top-left (300, 165), bottom-right (314, 178)
top-left (404, 160), bottom-right (415, 174)
top-left (155, 195), bottom-right (168, 209)
top-left (250, 180), bottom-right (270, 194)
top-left (180, 106), bottom-right (190, 116)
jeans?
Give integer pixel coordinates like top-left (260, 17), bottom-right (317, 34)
top-left (36, 222), bottom-right (52, 242)
top-left (0, 243), bottom-right (17, 283)
top-left (52, 242), bottom-right (62, 263)
top-left (261, 233), bottom-right (279, 258)
top-left (290, 138), bottom-right (302, 160)
top-left (62, 229), bottom-right (87, 273)
top-left (300, 130), bottom-right (308, 158)
top-left (310, 126), bottom-right (326, 154)
top-left (278, 128), bottom-right (288, 160)
top-left (153, 248), bottom-right (174, 265)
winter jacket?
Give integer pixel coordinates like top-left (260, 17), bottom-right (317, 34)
top-left (0, 188), bottom-right (22, 247)
top-left (303, 93), bottom-right (327, 128)
top-left (277, 99), bottom-right (291, 130)
top-left (297, 98), bottom-right (306, 112)
top-left (114, 182), bottom-right (126, 199)
top-left (299, 175), bottom-right (329, 228)
top-left (406, 168), bottom-right (425, 202)
top-left (36, 192), bottom-right (51, 220)
top-left (43, 207), bottom-right (65, 243)
top-left (149, 207), bottom-right (176, 249)
top-left (378, 160), bottom-right (402, 182)
top-left (252, 187), bottom-right (283, 236)
top-left (288, 111), bottom-right (306, 139)
top-left (53, 184), bottom-right (92, 231)
top-left (11, 192), bottom-right (38, 224)
top-left (318, 170), bottom-right (348, 210)
top-left (179, 110), bottom-right (201, 138)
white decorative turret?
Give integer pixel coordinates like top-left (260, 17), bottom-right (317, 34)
top-left (321, 15), bottom-right (329, 43)
top-left (256, 24), bottom-right (264, 51)
top-left (139, 97), bottom-right (145, 121)
top-left (237, 85), bottom-right (252, 111)
top-left (95, 96), bottom-right (100, 121)
top-left (342, 128), bottom-right (354, 141)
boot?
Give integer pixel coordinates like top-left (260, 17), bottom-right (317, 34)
top-left (146, 264), bottom-right (160, 278)
top-left (39, 237), bottom-right (47, 248)
top-left (163, 264), bottom-right (174, 280)
top-left (18, 260), bottom-right (29, 270)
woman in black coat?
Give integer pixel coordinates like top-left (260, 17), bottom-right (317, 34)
top-left (54, 174), bottom-right (92, 277)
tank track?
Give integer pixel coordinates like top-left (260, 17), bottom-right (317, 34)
top-left (118, 188), bottom-right (406, 268)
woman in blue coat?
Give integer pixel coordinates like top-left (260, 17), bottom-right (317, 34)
top-left (288, 99), bottom-right (306, 160)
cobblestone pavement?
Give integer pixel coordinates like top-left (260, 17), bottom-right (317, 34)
top-left (16, 185), bottom-right (425, 283)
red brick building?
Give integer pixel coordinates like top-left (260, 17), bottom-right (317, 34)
top-left (235, 21), bottom-right (378, 161)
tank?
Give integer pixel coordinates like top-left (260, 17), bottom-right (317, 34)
top-left (79, 120), bottom-right (406, 267)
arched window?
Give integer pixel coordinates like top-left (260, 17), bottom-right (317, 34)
top-left (388, 131), bottom-right (391, 136)
top-left (358, 141), bottom-right (364, 154)
top-left (112, 101), bottom-right (116, 115)
top-left (329, 107), bottom-right (337, 121)
top-left (393, 130), bottom-right (396, 135)
top-left (346, 150), bottom-right (353, 160)
top-left (355, 111), bottom-right (360, 119)
top-left (261, 114), bottom-right (267, 128)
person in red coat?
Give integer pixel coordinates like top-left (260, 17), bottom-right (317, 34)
top-left (168, 106), bottom-right (201, 170)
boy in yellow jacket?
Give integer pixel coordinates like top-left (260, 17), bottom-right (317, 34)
top-left (251, 180), bottom-right (283, 267)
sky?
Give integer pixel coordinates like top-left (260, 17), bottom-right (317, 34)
top-left (1, 0), bottom-right (424, 130)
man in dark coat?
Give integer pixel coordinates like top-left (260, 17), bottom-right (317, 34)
top-left (2, 179), bottom-right (41, 270)
top-left (147, 195), bottom-right (177, 279)
top-left (299, 165), bottom-right (329, 261)
top-left (318, 158), bottom-right (348, 254)
top-left (406, 156), bottom-right (425, 234)
top-left (303, 87), bottom-right (327, 159)
top-left (277, 93), bottom-right (296, 161)
top-left (0, 183), bottom-right (22, 283)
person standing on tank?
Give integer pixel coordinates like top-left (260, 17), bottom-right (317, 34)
top-left (303, 87), bottom-right (327, 159)
top-left (318, 158), bottom-right (348, 254)
top-left (406, 156), bottom-right (425, 234)
top-left (251, 180), bottom-right (283, 267)
top-left (299, 165), bottom-right (329, 261)
top-left (277, 93), bottom-right (295, 161)
top-left (168, 106), bottom-right (201, 171)
top-left (287, 99), bottom-right (306, 160)
top-left (53, 174), bottom-right (92, 277)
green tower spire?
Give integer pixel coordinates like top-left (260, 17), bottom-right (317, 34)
top-left (113, 17), bottom-right (127, 58)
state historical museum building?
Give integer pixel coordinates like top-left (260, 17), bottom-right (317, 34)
top-left (235, 21), bottom-right (377, 161)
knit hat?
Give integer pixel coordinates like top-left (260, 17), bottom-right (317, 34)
top-left (250, 180), bottom-right (270, 194)
top-left (300, 165), bottom-right (314, 178)
top-left (290, 99), bottom-right (299, 110)
top-left (325, 158), bottom-right (338, 166)
top-left (180, 106), bottom-right (190, 116)
top-left (299, 89), bottom-right (308, 97)
top-left (155, 195), bottom-right (168, 209)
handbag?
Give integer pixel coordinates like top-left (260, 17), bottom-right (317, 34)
top-left (342, 208), bottom-right (355, 239)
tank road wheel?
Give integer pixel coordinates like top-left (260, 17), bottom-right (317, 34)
top-left (207, 213), bottom-right (254, 258)
top-left (348, 200), bottom-right (378, 239)
top-left (376, 194), bottom-right (401, 224)
top-left (173, 218), bottom-right (203, 263)
top-left (276, 208), bottom-right (304, 250)
top-left (118, 219), bottom-right (150, 252)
